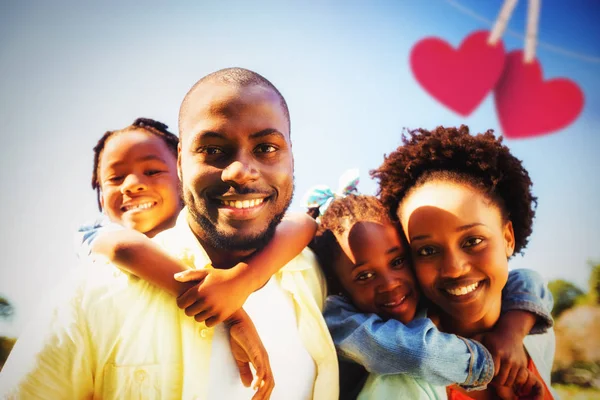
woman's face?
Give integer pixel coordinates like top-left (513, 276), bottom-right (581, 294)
top-left (399, 181), bottom-right (515, 334)
top-left (332, 220), bottom-right (419, 324)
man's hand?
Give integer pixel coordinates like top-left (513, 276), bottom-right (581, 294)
top-left (174, 268), bottom-right (253, 327)
top-left (226, 310), bottom-right (274, 400)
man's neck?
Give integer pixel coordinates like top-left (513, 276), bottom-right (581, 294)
top-left (201, 244), bottom-right (255, 269)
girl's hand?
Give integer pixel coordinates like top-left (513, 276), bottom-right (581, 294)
top-left (495, 367), bottom-right (544, 400)
top-left (225, 310), bottom-right (275, 400)
top-left (482, 327), bottom-right (528, 388)
top-left (174, 268), bottom-right (253, 327)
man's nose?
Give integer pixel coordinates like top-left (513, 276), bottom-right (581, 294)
top-left (221, 156), bottom-right (259, 187)
top-left (121, 174), bottom-right (148, 194)
top-left (440, 249), bottom-right (469, 279)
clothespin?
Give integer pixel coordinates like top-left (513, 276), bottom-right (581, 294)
top-left (488, 0), bottom-right (541, 63)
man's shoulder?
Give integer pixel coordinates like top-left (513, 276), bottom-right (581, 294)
top-left (282, 247), bottom-right (327, 309)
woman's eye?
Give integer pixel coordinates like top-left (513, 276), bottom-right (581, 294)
top-left (463, 237), bottom-right (483, 248)
top-left (391, 257), bottom-right (406, 268)
top-left (146, 169), bottom-right (163, 176)
top-left (417, 246), bottom-right (437, 257)
top-left (356, 272), bottom-right (374, 281)
top-left (255, 144), bottom-right (277, 154)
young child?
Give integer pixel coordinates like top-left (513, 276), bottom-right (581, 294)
top-left (371, 125), bottom-right (557, 398)
top-left (78, 117), bottom-right (318, 398)
top-left (309, 192), bottom-right (553, 399)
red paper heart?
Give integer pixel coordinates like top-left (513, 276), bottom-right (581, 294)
top-left (410, 30), bottom-right (505, 116)
top-left (494, 51), bottom-right (585, 139)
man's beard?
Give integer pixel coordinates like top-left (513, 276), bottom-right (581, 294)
top-left (184, 185), bottom-right (293, 252)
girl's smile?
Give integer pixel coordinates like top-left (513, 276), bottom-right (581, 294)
top-left (332, 220), bottom-right (419, 324)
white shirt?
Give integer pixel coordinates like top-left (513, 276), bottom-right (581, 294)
top-left (207, 278), bottom-right (316, 400)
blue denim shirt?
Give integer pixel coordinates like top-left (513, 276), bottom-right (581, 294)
top-left (323, 268), bottom-right (553, 390)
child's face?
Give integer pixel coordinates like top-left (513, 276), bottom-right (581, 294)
top-left (98, 129), bottom-right (181, 237)
top-left (333, 221), bottom-right (419, 324)
top-left (399, 181), bottom-right (515, 331)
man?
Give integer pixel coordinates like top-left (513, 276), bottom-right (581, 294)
top-left (0, 68), bottom-right (338, 399)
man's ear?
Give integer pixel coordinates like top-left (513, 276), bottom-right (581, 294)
top-left (503, 220), bottom-right (515, 258)
top-left (177, 143), bottom-right (182, 181)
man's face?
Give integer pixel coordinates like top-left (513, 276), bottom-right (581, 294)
top-left (178, 82), bottom-right (293, 251)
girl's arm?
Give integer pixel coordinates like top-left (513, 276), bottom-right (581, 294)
top-left (483, 268), bottom-right (554, 389)
top-left (324, 269), bottom-right (553, 389)
top-left (175, 212), bottom-right (317, 326)
top-left (91, 229), bottom-right (273, 394)
top-left (323, 295), bottom-right (494, 388)
top-left (91, 228), bottom-right (194, 296)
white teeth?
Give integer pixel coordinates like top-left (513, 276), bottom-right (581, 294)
top-left (124, 202), bottom-right (154, 211)
top-left (383, 296), bottom-right (406, 307)
top-left (445, 282), bottom-right (480, 296)
top-left (222, 198), bottom-right (265, 209)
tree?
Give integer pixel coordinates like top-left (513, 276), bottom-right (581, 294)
top-left (548, 279), bottom-right (585, 318)
top-left (587, 262), bottom-right (600, 305)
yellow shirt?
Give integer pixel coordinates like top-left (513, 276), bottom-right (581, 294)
top-left (0, 210), bottom-right (339, 399)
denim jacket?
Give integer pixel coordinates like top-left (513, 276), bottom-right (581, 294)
top-left (74, 215), bottom-right (123, 258)
top-left (323, 268), bottom-right (553, 392)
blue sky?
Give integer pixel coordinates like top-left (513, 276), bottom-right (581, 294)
top-left (1, 0), bottom-right (599, 336)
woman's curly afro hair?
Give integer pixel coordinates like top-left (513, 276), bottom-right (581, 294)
top-left (371, 125), bottom-right (537, 255)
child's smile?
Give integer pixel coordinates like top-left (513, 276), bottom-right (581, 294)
top-left (98, 129), bottom-right (181, 237)
top-left (332, 220), bottom-right (419, 324)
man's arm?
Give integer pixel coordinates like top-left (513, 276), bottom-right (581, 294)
top-left (323, 295), bottom-right (494, 388)
top-left (0, 279), bottom-right (94, 398)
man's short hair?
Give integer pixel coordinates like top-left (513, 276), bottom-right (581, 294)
top-left (178, 67), bottom-right (291, 136)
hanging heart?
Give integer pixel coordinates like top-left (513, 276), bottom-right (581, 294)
top-left (410, 30), bottom-right (506, 116)
top-left (494, 50), bottom-right (585, 139)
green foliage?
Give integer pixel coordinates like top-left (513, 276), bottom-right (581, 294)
top-left (548, 279), bottom-right (585, 318)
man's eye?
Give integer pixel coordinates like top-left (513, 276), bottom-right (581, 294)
top-left (356, 272), bottom-right (374, 281)
top-left (146, 170), bottom-right (163, 176)
top-left (199, 146), bottom-right (224, 155)
top-left (463, 237), bottom-right (483, 248)
top-left (391, 257), bottom-right (406, 268)
top-left (255, 144), bottom-right (277, 154)
top-left (417, 246), bottom-right (437, 257)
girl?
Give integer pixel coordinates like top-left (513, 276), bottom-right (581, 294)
top-left (79, 117), bottom-right (318, 399)
top-left (372, 125), bottom-right (557, 399)
top-left (312, 193), bottom-right (552, 399)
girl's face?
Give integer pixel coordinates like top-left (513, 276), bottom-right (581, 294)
top-left (399, 181), bottom-right (515, 334)
top-left (99, 129), bottom-right (181, 237)
top-left (333, 220), bottom-right (419, 324)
